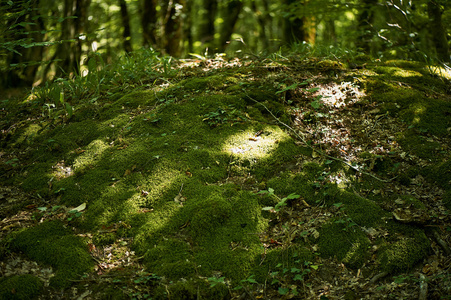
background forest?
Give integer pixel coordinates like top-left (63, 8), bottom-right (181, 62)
top-left (1, 0), bottom-right (450, 89)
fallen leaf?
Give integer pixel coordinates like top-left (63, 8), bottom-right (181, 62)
top-left (71, 202), bottom-right (86, 212)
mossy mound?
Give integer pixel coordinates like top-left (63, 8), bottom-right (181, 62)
top-left (318, 221), bottom-right (371, 269)
top-left (377, 230), bottom-right (430, 273)
top-left (10, 220), bottom-right (93, 288)
top-left (0, 274), bottom-right (43, 300)
top-left (2, 57), bottom-right (449, 298)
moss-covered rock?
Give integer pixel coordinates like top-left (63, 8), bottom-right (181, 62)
top-left (10, 220), bottom-right (93, 288)
top-left (0, 274), bottom-right (43, 300)
top-left (318, 221), bottom-right (371, 269)
top-left (377, 230), bottom-right (430, 273)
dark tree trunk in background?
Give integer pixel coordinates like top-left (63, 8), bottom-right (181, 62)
top-left (251, 0), bottom-right (269, 51)
top-left (141, 0), bottom-right (158, 49)
top-left (163, 0), bottom-right (185, 56)
top-left (218, 0), bottom-right (243, 52)
top-left (51, 0), bottom-right (90, 79)
top-left (357, 0), bottom-right (378, 52)
top-left (282, 0), bottom-right (316, 45)
top-left (4, 0), bottom-right (45, 87)
top-left (198, 0), bottom-right (217, 50)
top-left (427, 0), bottom-right (449, 62)
top-left (119, 0), bottom-right (133, 53)
top-left (184, 0), bottom-right (193, 54)
top-left (324, 18), bottom-right (337, 45)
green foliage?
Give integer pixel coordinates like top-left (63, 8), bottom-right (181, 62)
top-left (260, 188), bottom-right (300, 212)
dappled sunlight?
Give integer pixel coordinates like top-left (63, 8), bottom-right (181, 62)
top-left (315, 81), bottom-right (365, 108)
top-left (73, 139), bottom-right (109, 170)
top-left (140, 166), bottom-right (184, 205)
top-left (51, 161), bottom-right (73, 179)
top-left (427, 65), bottom-right (451, 80)
top-left (392, 69), bottom-right (423, 78)
top-left (222, 127), bottom-right (289, 159)
top-left (15, 124), bottom-right (41, 145)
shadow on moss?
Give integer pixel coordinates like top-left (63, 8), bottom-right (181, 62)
top-left (10, 220), bottom-right (93, 288)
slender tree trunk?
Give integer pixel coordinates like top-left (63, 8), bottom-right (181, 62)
top-left (218, 0), bottom-right (243, 52)
top-left (198, 0), bottom-right (218, 50)
top-left (51, 0), bottom-right (90, 79)
top-left (141, 0), bottom-right (158, 49)
top-left (357, 0), bottom-right (378, 53)
top-left (163, 0), bottom-right (185, 56)
top-left (324, 18), bottom-right (337, 45)
top-left (427, 0), bottom-right (449, 62)
top-left (251, 0), bottom-right (269, 51)
top-left (119, 0), bottom-right (133, 53)
top-left (4, 0), bottom-right (45, 87)
top-left (282, 0), bottom-right (315, 45)
top-left (184, 0), bottom-right (193, 54)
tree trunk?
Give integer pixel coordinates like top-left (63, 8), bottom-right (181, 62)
top-left (218, 0), bottom-right (243, 52)
top-left (183, 0), bottom-right (193, 54)
top-left (119, 0), bottom-right (133, 53)
top-left (141, 0), bottom-right (158, 49)
top-left (198, 0), bottom-right (218, 50)
top-left (51, 0), bottom-right (90, 79)
top-left (3, 0), bottom-right (45, 87)
top-left (251, 0), bottom-right (269, 51)
top-left (163, 0), bottom-right (185, 57)
top-left (357, 0), bottom-right (378, 53)
top-left (427, 0), bottom-right (449, 62)
top-left (282, 0), bottom-right (316, 45)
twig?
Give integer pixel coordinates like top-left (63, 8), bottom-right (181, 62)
top-left (244, 91), bottom-right (395, 183)
top-left (432, 228), bottom-right (451, 255)
top-left (369, 271), bottom-right (388, 284)
top-left (418, 273), bottom-right (428, 300)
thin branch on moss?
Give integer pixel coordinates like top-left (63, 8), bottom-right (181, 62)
top-left (244, 91), bottom-right (395, 183)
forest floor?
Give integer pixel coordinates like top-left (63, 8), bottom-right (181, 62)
top-left (1, 54), bottom-right (451, 300)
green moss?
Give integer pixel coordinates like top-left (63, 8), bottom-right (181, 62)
top-left (395, 195), bottom-right (426, 209)
top-left (318, 221), bottom-right (371, 269)
top-left (144, 238), bottom-right (196, 279)
top-left (377, 230), bottom-right (429, 273)
top-left (332, 190), bottom-right (388, 227)
top-left (11, 220), bottom-right (93, 288)
top-left (0, 274), bottom-right (43, 300)
top-left (422, 160), bottom-right (451, 189)
top-left (443, 190), bottom-right (451, 211)
top-left (92, 232), bottom-right (116, 246)
top-left (153, 279), bottom-right (229, 300)
top-left (253, 245), bottom-right (313, 281)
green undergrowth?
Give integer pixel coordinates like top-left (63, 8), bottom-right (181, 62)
top-left (1, 55), bottom-right (450, 298)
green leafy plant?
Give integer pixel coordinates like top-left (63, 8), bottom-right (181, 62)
top-left (333, 203), bottom-right (358, 231)
top-left (202, 105), bottom-right (247, 127)
top-left (276, 79), bottom-right (322, 108)
top-left (233, 274), bottom-right (258, 291)
top-left (5, 158), bottom-right (19, 168)
top-left (260, 188), bottom-right (300, 212)
top-left (208, 276), bottom-right (226, 288)
top-left (268, 257), bottom-right (320, 297)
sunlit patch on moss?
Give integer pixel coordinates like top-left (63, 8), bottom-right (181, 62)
top-left (222, 126), bottom-right (288, 159)
top-left (73, 139), bottom-right (110, 170)
top-left (13, 123), bottom-right (41, 146)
